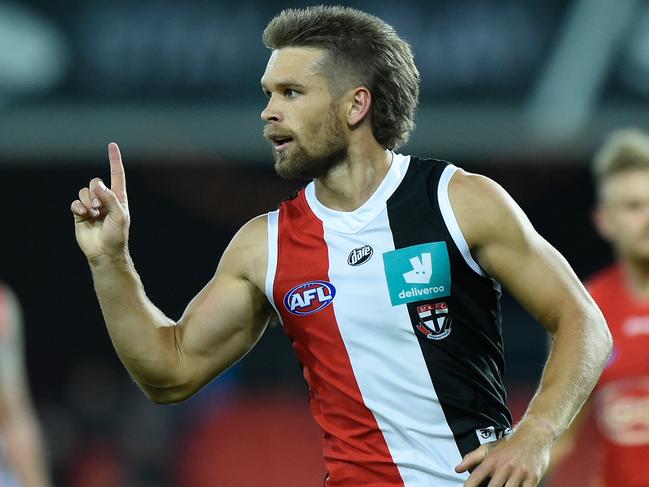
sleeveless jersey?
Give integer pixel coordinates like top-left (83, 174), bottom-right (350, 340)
top-left (589, 266), bottom-right (649, 487)
top-left (264, 154), bottom-right (512, 486)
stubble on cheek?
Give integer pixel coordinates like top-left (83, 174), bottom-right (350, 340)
top-left (273, 103), bottom-right (347, 180)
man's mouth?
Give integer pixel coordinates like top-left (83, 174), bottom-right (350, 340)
top-left (265, 131), bottom-right (295, 152)
top-left (273, 137), bottom-right (294, 151)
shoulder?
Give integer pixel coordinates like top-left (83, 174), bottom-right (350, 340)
top-left (447, 169), bottom-right (531, 249)
top-left (0, 283), bottom-right (17, 314)
top-left (219, 214), bottom-right (269, 290)
top-left (0, 284), bottom-right (20, 342)
top-left (225, 213), bottom-right (268, 261)
top-left (236, 214), bottom-right (268, 239)
top-left (448, 169), bottom-right (518, 215)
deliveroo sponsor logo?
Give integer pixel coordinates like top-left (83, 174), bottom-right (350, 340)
top-left (382, 242), bottom-right (451, 306)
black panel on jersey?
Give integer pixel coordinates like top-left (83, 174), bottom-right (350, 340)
top-left (385, 157), bottom-right (512, 460)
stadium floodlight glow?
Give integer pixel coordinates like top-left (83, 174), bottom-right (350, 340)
top-left (0, 3), bottom-right (68, 102)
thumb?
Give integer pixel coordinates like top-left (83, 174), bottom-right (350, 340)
top-left (455, 444), bottom-right (488, 473)
top-left (93, 178), bottom-right (125, 214)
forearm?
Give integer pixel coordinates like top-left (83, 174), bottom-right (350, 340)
top-left (517, 309), bottom-right (611, 441)
top-left (89, 252), bottom-right (180, 391)
top-left (3, 409), bottom-right (52, 487)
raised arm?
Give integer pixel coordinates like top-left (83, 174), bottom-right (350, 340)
top-left (0, 286), bottom-right (52, 487)
top-left (449, 170), bottom-right (612, 487)
top-left (71, 143), bottom-right (273, 404)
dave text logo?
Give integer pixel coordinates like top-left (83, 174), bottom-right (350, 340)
top-left (382, 242), bottom-right (451, 306)
top-left (284, 280), bottom-right (336, 316)
top-left (347, 245), bottom-right (373, 266)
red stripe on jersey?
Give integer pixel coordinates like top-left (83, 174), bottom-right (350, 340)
top-left (273, 191), bottom-right (403, 486)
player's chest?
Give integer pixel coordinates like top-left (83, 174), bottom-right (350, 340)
top-left (276, 232), bottom-right (453, 320)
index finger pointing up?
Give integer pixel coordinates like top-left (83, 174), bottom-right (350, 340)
top-left (108, 142), bottom-right (127, 203)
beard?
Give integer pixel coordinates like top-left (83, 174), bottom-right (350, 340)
top-left (271, 108), bottom-right (348, 181)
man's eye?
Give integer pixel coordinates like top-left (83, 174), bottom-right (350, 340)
top-left (285, 89), bottom-right (298, 98)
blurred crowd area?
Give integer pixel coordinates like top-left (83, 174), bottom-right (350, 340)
top-left (2, 0), bottom-right (648, 103)
top-left (1, 0), bottom-right (648, 485)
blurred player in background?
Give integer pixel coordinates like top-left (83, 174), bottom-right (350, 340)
top-left (0, 284), bottom-right (52, 487)
top-left (549, 129), bottom-right (649, 487)
top-left (71, 6), bottom-right (612, 486)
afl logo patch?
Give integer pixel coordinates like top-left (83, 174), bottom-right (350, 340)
top-left (347, 245), bottom-right (373, 266)
top-left (284, 281), bottom-right (336, 316)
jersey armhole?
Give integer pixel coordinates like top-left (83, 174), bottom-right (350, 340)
top-left (437, 165), bottom-right (488, 277)
top-left (265, 210), bottom-right (282, 317)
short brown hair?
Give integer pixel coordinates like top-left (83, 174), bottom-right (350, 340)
top-left (263, 6), bottom-right (420, 150)
top-left (593, 128), bottom-right (649, 199)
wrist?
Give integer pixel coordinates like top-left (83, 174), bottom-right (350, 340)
top-left (87, 249), bottom-right (131, 268)
top-left (514, 415), bottom-right (560, 445)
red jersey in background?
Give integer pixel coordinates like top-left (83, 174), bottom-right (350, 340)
top-left (552, 265), bottom-right (649, 487)
top-left (588, 265), bottom-right (649, 487)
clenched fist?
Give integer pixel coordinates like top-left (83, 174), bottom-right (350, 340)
top-left (71, 142), bottom-right (130, 261)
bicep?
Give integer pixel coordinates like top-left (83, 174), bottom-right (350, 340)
top-left (172, 218), bottom-right (272, 394)
top-left (479, 230), bottom-right (594, 333)
top-left (452, 173), bottom-right (597, 333)
top-left (176, 270), bottom-right (271, 384)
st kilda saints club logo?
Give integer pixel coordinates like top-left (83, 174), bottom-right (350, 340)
top-left (416, 302), bottom-right (452, 340)
top-left (347, 245), bottom-right (373, 266)
top-left (284, 280), bottom-right (336, 316)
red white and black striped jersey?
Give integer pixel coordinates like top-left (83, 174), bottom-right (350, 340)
top-left (265, 153), bottom-right (512, 486)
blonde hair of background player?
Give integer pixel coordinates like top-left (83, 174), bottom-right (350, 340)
top-left (593, 128), bottom-right (649, 193)
top-left (0, 285), bottom-right (53, 487)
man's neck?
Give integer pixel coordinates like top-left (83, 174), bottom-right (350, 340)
top-left (621, 258), bottom-right (649, 300)
top-left (313, 141), bottom-right (392, 212)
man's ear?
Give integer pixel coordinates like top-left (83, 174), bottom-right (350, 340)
top-left (346, 86), bottom-right (372, 126)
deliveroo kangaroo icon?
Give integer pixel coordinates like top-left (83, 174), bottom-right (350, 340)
top-left (403, 253), bottom-right (432, 284)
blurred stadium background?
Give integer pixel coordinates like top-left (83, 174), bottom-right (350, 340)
top-left (1, 0), bottom-right (648, 485)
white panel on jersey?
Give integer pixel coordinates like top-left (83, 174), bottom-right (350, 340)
top-left (305, 151), bottom-right (410, 235)
top-left (323, 210), bottom-right (468, 486)
top-left (438, 166), bottom-right (488, 277)
top-left (265, 210), bottom-right (280, 315)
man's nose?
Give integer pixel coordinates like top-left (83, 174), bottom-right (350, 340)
top-left (261, 96), bottom-right (283, 123)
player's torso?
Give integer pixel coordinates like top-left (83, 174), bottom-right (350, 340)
top-left (589, 267), bottom-right (649, 487)
top-left (265, 154), bottom-right (512, 487)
